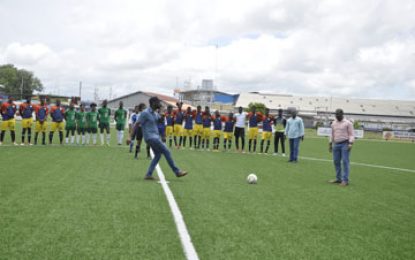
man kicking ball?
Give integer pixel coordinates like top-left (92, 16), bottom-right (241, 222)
top-left (138, 97), bottom-right (188, 180)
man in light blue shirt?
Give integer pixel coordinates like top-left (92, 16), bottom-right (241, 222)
top-left (138, 97), bottom-right (188, 180)
top-left (285, 110), bottom-right (304, 162)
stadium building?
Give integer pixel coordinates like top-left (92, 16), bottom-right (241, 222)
top-left (178, 79), bottom-right (239, 112)
top-left (107, 91), bottom-right (193, 111)
top-left (235, 92), bottom-right (415, 131)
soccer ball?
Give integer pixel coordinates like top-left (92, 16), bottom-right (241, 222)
top-left (247, 173), bottom-right (257, 184)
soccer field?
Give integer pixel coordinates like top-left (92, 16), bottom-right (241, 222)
top-left (1, 132), bottom-right (414, 259)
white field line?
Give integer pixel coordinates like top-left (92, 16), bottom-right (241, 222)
top-left (150, 149), bottom-right (199, 260)
top-left (2, 144), bottom-right (413, 174)
top-left (300, 156), bottom-right (415, 173)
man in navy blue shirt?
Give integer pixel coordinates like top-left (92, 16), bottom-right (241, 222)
top-left (138, 97), bottom-right (188, 180)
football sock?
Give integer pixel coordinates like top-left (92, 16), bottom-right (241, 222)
top-left (130, 140), bottom-right (134, 152)
top-left (100, 134), bottom-right (104, 144)
top-left (59, 131), bottom-right (63, 144)
top-left (22, 129), bottom-right (26, 143)
top-left (135, 144), bottom-right (140, 158)
top-left (11, 131), bottom-right (15, 143)
top-left (27, 128), bottom-right (31, 143)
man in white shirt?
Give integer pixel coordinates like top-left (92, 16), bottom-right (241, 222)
top-left (233, 106), bottom-right (247, 153)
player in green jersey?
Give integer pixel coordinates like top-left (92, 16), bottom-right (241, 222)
top-left (98, 99), bottom-right (111, 146)
top-left (75, 103), bottom-right (86, 145)
top-left (114, 101), bottom-right (127, 145)
top-left (64, 102), bottom-right (76, 145)
top-left (86, 103), bottom-right (98, 145)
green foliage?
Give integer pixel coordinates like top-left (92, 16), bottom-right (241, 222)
top-left (0, 64), bottom-right (43, 99)
top-left (353, 120), bottom-right (361, 129)
top-left (315, 121), bottom-right (324, 129)
top-left (246, 102), bottom-right (266, 114)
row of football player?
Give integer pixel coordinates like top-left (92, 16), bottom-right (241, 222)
top-left (1, 97), bottom-right (298, 155)
top-left (0, 97), bottom-right (127, 146)
top-left (127, 103), bottom-right (295, 155)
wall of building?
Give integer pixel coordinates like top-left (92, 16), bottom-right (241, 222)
top-left (107, 93), bottom-right (151, 110)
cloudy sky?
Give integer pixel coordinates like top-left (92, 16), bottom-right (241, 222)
top-left (0, 0), bottom-right (414, 100)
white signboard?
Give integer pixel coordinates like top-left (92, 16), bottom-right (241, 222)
top-left (317, 127), bottom-right (364, 138)
top-left (383, 131), bottom-right (415, 140)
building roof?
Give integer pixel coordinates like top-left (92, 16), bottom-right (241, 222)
top-left (179, 89), bottom-right (237, 96)
top-left (108, 91), bottom-right (178, 103)
top-left (108, 90), bottom-right (194, 109)
top-left (235, 92), bottom-right (415, 118)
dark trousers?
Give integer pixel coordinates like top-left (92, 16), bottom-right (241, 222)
top-left (274, 132), bottom-right (285, 153)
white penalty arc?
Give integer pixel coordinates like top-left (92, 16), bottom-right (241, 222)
top-left (150, 150), bottom-right (199, 260)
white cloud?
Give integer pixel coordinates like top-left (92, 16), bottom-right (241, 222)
top-left (0, 0), bottom-right (414, 100)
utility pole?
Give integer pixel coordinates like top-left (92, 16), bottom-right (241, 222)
top-left (94, 87), bottom-right (99, 101)
top-left (20, 76), bottom-right (24, 100)
top-left (79, 81), bottom-right (82, 100)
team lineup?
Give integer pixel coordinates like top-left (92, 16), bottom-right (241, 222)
top-left (1, 95), bottom-right (353, 184)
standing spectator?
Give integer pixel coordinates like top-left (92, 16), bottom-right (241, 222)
top-left (273, 109), bottom-right (287, 156)
top-left (49, 99), bottom-right (65, 145)
top-left (114, 101), bottom-right (127, 145)
top-left (34, 98), bottom-right (49, 145)
top-left (329, 109), bottom-right (354, 187)
top-left (128, 105), bottom-right (140, 152)
top-left (64, 102), bottom-right (76, 145)
top-left (0, 96), bottom-right (17, 145)
top-left (234, 106), bottom-right (247, 153)
top-left (19, 97), bottom-right (35, 145)
top-left (285, 110), bottom-right (304, 163)
top-left (260, 108), bottom-right (273, 154)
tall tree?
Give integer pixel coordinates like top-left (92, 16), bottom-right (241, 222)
top-left (0, 64), bottom-right (43, 99)
top-left (246, 102), bottom-right (267, 114)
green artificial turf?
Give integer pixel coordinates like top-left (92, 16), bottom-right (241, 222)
top-left (1, 125), bottom-right (414, 259)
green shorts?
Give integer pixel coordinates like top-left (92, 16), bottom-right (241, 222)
top-left (116, 123), bottom-right (125, 131)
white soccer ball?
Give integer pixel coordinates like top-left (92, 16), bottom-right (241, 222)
top-left (247, 173), bottom-right (258, 184)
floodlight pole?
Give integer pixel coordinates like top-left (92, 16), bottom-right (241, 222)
top-left (20, 76), bottom-right (24, 100)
